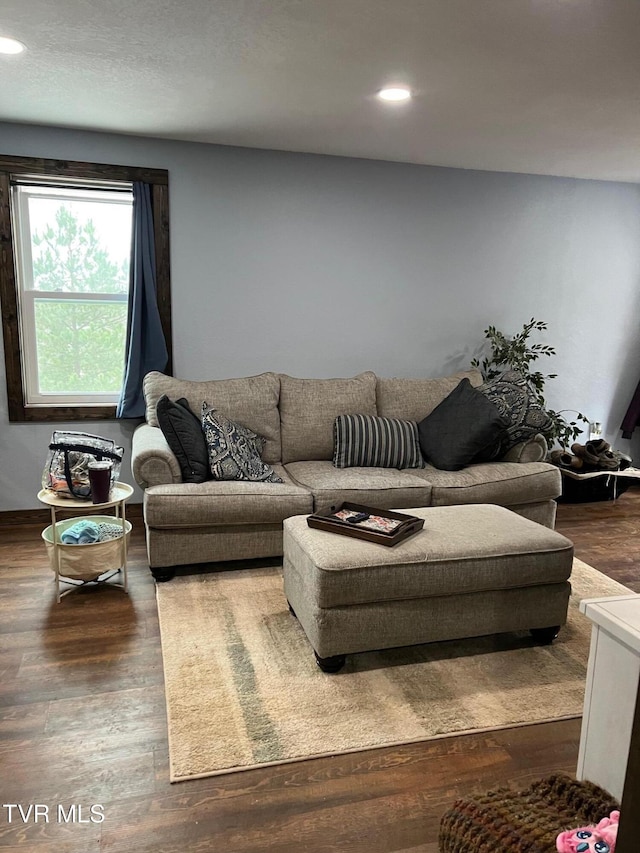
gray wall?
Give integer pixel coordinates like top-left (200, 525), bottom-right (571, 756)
top-left (2, 122), bottom-right (640, 510)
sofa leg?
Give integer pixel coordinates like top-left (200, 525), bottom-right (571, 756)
top-left (287, 601), bottom-right (297, 618)
top-left (530, 625), bottom-right (560, 644)
top-left (315, 652), bottom-right (346, 673)
top-left (151, 567), bottom-right (175, 583)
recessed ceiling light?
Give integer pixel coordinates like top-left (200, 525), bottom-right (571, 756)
top-left (377, 87), bottom-right (412, 102)
top-left (0, 36), bottom-right (26, 55)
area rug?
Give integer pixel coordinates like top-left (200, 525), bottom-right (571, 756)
top-left (156, 558), bottom-right (629, 782)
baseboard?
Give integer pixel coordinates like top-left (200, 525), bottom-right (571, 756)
top-left (0, 502), bottom-right (143, 527)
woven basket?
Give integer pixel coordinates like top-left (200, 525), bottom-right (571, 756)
top-left (439, 773), bottom-right (619, 853)
top-left (42, 515), bottom-right (132, 581)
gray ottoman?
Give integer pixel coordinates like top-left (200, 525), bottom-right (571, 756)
top-left (282, 503), bottom-right (574, 672)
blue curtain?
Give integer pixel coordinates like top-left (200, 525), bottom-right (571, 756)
top-left (117, 181), bottom-right (168, 418)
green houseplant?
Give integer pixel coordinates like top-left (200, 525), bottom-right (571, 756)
top-left (471, 318), bottom-right (589, 449)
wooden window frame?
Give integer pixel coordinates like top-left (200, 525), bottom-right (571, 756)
top-left (0, 155), bottom-right (172, 422)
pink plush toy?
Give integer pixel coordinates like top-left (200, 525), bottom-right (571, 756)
top-left (556, 810), bottom-right (620, 853)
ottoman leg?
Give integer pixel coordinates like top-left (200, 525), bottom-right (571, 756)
top-left (530, 625), bottom-right (561, 644)
top-left (315, 652), bottom-right (346, 673)
top-left (151, 567), bottom-right (175, 582)
top-left (287, 600), bottom-right (296, 618)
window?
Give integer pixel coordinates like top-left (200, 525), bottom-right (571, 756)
top-left (0, 156), bottom-right (171, 422)
top-left (13, 179), bottom-right (133, 405)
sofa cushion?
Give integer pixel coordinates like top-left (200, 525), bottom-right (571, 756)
top-left (156, 395), bottom-right (210, 483)
top-left (279, 372), bottom-right (377, 464)
top-left (144, 465), bottom-right (312, 527)
top-left (202, 404), bottom-right (283, 483)
top-left (479, 370), bottom-right (553, 454)
top-left (417, 378), bottom-right (509, 470)
top-left (376, 368), bottom-right (483, 421)
top-left (285, 460), bottom-right (432, 515)
top-left (143, 371), bottom-right (281, 463)
top-left (412, 460), bottom-right (562, 507)
top-left (333, 414), bottom-right (424, 469)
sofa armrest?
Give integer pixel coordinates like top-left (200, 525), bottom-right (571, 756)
top-left (500, 434), bottom-right (548, 464)
top-left (132, 424), bottom-right (182, 489)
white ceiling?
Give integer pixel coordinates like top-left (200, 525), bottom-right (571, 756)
top-left (2, 0), bottom-right (640, 182)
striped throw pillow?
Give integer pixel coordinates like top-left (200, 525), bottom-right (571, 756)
top-left (333, 414), bottom-right (424, 469)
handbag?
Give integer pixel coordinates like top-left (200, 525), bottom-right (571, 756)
top-left (42, 431), bottom-right (124, 500)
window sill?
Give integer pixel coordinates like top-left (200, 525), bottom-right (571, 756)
top-left (9, 403), bottom-right (120, 423)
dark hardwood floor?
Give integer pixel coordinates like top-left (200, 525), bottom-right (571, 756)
top-left (1, 488), bottom-right (639, 852)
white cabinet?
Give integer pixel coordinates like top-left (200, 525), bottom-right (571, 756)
top-left (577, 594), bottom-right (640, 800)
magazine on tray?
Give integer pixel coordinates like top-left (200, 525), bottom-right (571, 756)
top-left (329, 508), bottom-right (404, 534)
top-left (307, 503), bottom-right (425, 546)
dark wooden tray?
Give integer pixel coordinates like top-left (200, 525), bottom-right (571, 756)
top-left (307, 502), bottom-right (425, 547)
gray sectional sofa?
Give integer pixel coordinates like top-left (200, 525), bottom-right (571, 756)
top-left (131, 368), bottom-right (562, 580)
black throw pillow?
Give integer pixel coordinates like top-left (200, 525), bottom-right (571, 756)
top-left (156, 395), bottom-right (210, 483)
top-left (417, 378), bottom-right (509, 470)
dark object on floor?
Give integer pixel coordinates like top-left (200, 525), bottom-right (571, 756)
top-left (439, 773), bottom-right (619, 853)
top-left (557, 451), bottom-right (634, 503)
top-left (558, 472), bottom-right (633, 503)
top-left (151, 566), bottom-right (176, 582)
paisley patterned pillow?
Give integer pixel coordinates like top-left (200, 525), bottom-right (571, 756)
top-left (479, 370), bottom-right (553, 454)
top-left (201, 404), bottom-right (283, 483)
